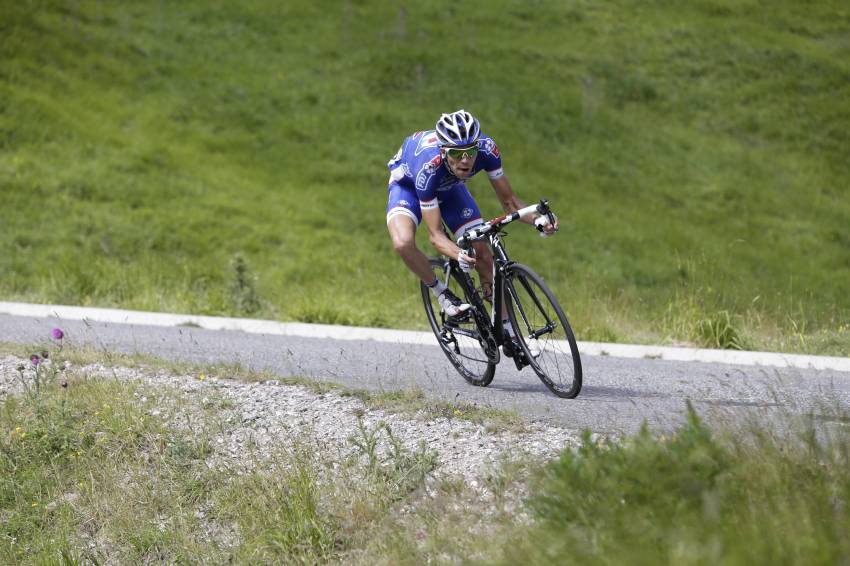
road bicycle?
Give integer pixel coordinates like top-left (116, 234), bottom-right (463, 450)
top-left (421, 200), bottom-right (582, 398)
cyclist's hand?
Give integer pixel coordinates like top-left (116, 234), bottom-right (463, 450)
top-left (534, 214), bottom-right (559, 237)
top-left (457, 249), bottom-right (476, 273)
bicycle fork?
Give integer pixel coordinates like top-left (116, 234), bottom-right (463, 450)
top-left (487, 239), bottom-right (533, 371)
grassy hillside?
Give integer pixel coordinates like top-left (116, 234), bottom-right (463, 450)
top-left (2, 0), bottom-right (849, 353)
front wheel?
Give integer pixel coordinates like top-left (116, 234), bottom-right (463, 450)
top-left (504, 264), bottom-right (582, 398)
top-left (421, 258), bottom-right (496, 387)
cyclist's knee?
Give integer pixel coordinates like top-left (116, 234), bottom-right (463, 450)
top-left (390, 232), bottom-right (417, 256)
top-left (388, 217), bottom-right (418, 256)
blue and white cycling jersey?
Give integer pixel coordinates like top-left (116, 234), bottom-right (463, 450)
top-left (385, 130), bottom-right (503, 233)
top-left (387, 130), bottom-right (504, 203)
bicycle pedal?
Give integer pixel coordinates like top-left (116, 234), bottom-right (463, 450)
top-left (502, 342), bottom-right (530, 369)
top-left (512, 353), bottom-right (530, 371)
top-left (501, 336), bottom-right (520, 357)
top-left (439, 330), bottom-right (455, 344)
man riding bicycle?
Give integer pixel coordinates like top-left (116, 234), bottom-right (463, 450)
top-left (385, 109), bottom-right (559, 339)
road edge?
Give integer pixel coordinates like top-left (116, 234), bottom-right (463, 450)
top-left (1, 301), bottom-right (848, 372)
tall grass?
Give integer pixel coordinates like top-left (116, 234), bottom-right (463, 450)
top-left (500, 406), bottom-right (850, 565)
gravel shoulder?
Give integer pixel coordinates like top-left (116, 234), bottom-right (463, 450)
top-left (1, 355), bottom-right (581, 485)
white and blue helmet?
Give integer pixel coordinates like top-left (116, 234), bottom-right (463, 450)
top-left (435, 109), bottom-right (481, 147)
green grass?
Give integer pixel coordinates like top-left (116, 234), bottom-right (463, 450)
top-left (1, 377), bottom-right (217, 563)
top-left (5, 348), bottom-right (850, 563)
top-left (1, 0), bottom-right (849, 353)
top-left (499, 406), bottom-right (850, 565)
top-left (336, 406), bottom-right (850, 565)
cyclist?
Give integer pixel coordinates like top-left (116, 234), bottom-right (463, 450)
top-left (385, 109), bottom-right (558, 336)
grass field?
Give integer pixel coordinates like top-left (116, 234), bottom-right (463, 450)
top-left (2, 0), bottom-right (849, 353)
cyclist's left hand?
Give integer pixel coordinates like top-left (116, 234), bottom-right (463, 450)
top-left (534, 214), bottom-right (559, 237)
top-left (457, 249), bottom-right (476, 272)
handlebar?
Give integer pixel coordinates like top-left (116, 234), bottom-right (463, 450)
top-left (457, 199), bottom-right (554, 247)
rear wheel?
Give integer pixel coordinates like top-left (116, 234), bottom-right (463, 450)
top-left (421, 258), bottom-right (497, 387)
top-left (504, 264), bottom-right (582, 398)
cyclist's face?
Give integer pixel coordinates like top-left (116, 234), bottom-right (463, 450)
top-left (442, 149), bottom-right (476, 179)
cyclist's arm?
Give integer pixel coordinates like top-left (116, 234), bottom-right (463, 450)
top-left (489, 174), bottom-right (559, 232)
top-left (422, 206), bottom-right (472, 263)
top-left (489, 174), bottom-right (533, 224)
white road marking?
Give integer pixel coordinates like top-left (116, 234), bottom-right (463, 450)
top-left (1, 301), bottom-right (848, 372)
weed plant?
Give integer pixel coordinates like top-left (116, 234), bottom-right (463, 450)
top-left (12, 328), bottom-right (69, 405)
top-left (347, 417), bottom-right (438, 497)
top-left (1, 1), bottom-right (849, 353)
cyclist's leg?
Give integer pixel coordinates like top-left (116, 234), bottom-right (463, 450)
top-left (471, 240), bottom-right (494, 302)
top-left (388, 184), bottom-right (471, 316)
top-left (441, 185), bottom-right (495, 301)
top-left (386, 184), bottom-right (436, 284)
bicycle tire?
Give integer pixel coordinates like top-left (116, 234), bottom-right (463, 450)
top-left (421, 258), bottom-right (496, 387)
top-left (504, 263), bottom-right (582, 398)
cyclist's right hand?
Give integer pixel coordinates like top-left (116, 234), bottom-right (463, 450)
top-left (457, 248), bottom-right (476, 273)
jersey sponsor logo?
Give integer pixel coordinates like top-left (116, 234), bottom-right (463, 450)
top-left (483, 138), bottom-right (500, 158)
top-left (415, 163), bottom-right (435, 191)
top-left (416, 155), bottom-right (443, 191)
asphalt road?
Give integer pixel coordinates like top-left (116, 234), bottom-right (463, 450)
top-left (2, 313), bottom-right (849, 436)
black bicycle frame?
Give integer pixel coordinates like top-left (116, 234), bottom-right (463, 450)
top-left (443, 198), bottom-right (556, 351)
top-left (448, 230), bottom-right (522, 349)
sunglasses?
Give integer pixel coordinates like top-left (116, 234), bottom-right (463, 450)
top-left (444, 145), bottom-right (478, 160)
